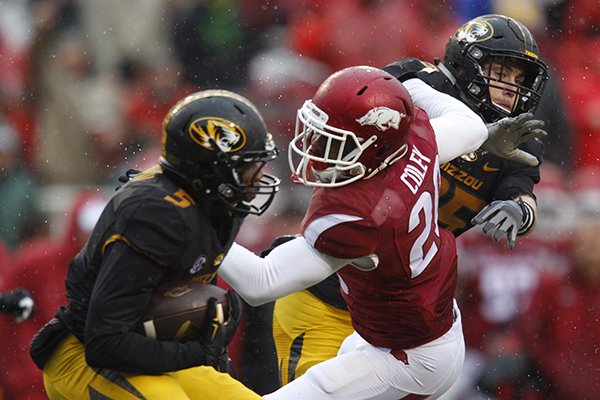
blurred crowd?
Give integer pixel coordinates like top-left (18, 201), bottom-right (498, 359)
top-left (0, 0), bottom-right (598, 399)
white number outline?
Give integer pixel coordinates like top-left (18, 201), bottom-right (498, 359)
top-left (407, 156), bottom-right (440, 277)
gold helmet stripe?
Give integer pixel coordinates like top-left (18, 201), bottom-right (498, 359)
top-left (511, 18), bottom-right (538, 58)
top-left (162, 90), bottom-right (265, 130)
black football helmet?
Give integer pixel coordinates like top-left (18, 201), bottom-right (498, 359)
top-left (160, 90), bottom-right (280, 216)
top-left (443, 14), bottom-right (548, 122)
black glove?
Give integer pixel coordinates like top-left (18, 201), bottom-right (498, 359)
top-left (471, 200), bottom-right (524, 249)
top-left (260, 234), bottom-right (300, 257)
top-left (483, 112), bottom-right (547, 167)
top-left (200, 290), bottom-right (242, 374)
top-left (0, 288), bottom-right (35, 322)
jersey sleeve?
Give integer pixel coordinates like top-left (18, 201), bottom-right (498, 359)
top-left (403, 78), bottom-right (487, 163)
top-left (494, 139), bottom-right (543, 201)
top-left (383, 58), bottom-right (427, 82)
top-left (114, 196), bottom-right (187, 268)
top-left (306, 216), bottom-right (378, 260)
top-left (384, 58), bottom-right (460, 100)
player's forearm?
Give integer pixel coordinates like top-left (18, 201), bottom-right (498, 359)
top-left (403, 78), bottom-right (487, 162)
top-left (219, 238), bottom-right (347, 306)
top-left (84, 242), bottom-right (207, 373)
top-left (84, 328), bottom-right (209, 373)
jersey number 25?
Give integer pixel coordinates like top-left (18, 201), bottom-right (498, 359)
top-left (407, 162), bottom-right (441, 278)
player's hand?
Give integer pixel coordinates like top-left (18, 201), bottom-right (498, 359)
top-left (0, 288), bottom-right (35, 323)
top-left (483, 113), bottom-right (547, 166)
top-left (471, 200), bottom-right (524, 249)
top-left (260, 234), bottom-right (300, 257)
top-left (200, 290), bottom-right (242, 371)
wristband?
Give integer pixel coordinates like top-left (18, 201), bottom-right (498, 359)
top-left (516, 199), bottom-right (536, 235)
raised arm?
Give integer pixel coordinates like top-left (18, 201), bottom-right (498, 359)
top-left (403, 78), bottom-right (546, 166)
top-left (403, 78), bottom-right (487, 163)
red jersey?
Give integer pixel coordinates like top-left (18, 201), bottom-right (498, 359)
top-left (301, 110), bottom-right (458, 350)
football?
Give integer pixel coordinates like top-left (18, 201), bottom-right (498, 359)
top-left (137, 280), bottom-right (229, 342)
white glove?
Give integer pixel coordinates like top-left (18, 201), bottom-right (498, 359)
top-left (483, 113), bottom-right (547, 166)
top-left (471, 200), bottom-right (524, 249)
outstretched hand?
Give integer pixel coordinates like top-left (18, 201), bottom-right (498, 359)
top-left (483, 113), bottom-right (547, 166)
top-left (471, 200), bottom-right (524, 249)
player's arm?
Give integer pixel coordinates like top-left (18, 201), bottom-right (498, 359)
top-left (498, 139), bottom-right (542, 236)
top-left (84, 241), bottom-right (215, 373)
top-left (84, 199), bottom-right (227, 374)
top-left (218, 237), bottom-right (349, 307)
top-left (403, 78), bottom-right (487, 163)
top-left (471, 148), bottom-right (541, 247)
top-left (391, 65), bottom-right (546, 167)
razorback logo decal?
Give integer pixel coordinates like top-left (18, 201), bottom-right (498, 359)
top-left (356, 107), bottom-right (405, 131)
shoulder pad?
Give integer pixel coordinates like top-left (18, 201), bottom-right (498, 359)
top-left (383, 58), bottom-right (436, 82)
top-left (114, 190), bottom-right (187, 267)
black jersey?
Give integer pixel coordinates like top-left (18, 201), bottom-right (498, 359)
top-left (54, 166), bottom-right (243, 373)
top-left (308, 58), bottom-right (542, 309)
top-left (385, 58), bottom-right (541, 234)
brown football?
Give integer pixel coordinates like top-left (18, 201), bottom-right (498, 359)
top-left (137, 280), bottom-right (229, 342)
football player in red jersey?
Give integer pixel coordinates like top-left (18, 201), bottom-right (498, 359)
top-left (217, 66), bottom-right (545, 399)
top-left (29, 90), bottom-right (280, 399)
top-left (270, 14), bottom-right (550, 387)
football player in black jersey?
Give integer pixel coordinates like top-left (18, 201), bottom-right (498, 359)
top-left (29, 90), bottom-right (280, 399)
top-left (271, 14), bottom-right (549, 385)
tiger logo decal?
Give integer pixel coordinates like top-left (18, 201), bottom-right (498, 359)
top-left (455, 19), bottom-right (494, 43)
top-left (188, 117), bottom-right (247, 153)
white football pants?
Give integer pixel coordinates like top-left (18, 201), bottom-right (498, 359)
top-left (264, 301), bottom-right (465, 400)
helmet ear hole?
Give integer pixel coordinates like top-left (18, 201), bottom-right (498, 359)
top-left (357, 86), bottom-right (368, 96)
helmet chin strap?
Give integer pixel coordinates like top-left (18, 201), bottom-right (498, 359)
top-left (364, 144), bottom-right (409, 180)
top-left (435, 61), bottom-right (458, 86)
top-left (315, 143), bottom-right (409, 183)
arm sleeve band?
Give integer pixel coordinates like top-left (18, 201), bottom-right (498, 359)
top-left (516, 199), bottom-right (536, 235)
top-left (403, 78), bottom-right (488, 163)
top-left (218, 237), bottom-right (349, 306)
